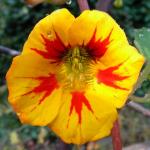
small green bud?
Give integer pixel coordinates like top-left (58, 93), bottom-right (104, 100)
top-left (113, 0), bottom-right (123, 8)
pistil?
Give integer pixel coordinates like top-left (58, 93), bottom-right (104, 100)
top-left (59, 47), bottom-right (92, 91)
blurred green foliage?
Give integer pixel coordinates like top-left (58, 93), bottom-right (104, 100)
top-left (0, 0), bottom-right (150, 149)
top-left (134, 28), bottom-right (150, 60)
top-left (111, 0), bottom-right (150, 40)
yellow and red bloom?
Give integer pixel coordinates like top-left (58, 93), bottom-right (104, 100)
top-left (6, 9), bottom-right (144, 144)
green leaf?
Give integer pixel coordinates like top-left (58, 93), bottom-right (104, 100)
top-left (134, 27), bottom-right (150, 61)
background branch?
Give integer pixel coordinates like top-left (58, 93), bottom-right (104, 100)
top-left (0, 45), bottom-right (20, 56)
top-left (96, 0), bottom-right (113, 12)
top-left (77, 0), bottom-right (89, 12)
top-left (127, 101), bottom-right (150, 117)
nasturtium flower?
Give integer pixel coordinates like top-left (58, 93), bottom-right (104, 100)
top-left (6, 9), bottom-right (144, 144)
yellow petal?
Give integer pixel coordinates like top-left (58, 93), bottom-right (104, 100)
top-left (49, 90), bottom-right (117, 144)
top-left (15, 87), bottom-right (62, 126)
top-left (6, 53), bottom-right (62, 125)
top-left (68, 10), bottom-right (128, 48)
top-left (93, 45), bottom-right (145, 108)
top-left (23, 8), bottom-right (75, 55)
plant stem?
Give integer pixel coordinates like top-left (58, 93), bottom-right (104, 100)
top-left (77, 0), bottom-right (90, 12)
top-left (129, 94), bottom-right (150, 103)
top-left (133, 62), bottom-right (150, 92)
top-left (73, 145), bottom-right (80, 150)
top-left (111, 119), bottom-right (122, 150)
top-left (0, 45), bottom-right (20, 56)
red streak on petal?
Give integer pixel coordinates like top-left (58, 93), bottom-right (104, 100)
top-left (86, 28), bottom-right (113, 60)
top-left (69, 92), bottom-right (93, 124)
top-left (31, 33), bottom-right (66, 62)
top-left (23, 74), bottom-right (59, 105)
top-left (97, 64), bottom-right (129, 90)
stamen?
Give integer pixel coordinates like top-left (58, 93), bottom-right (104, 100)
top-left (57, 47), bottom-right (93, 91)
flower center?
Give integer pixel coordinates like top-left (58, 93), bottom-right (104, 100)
top-left (58, 47), bottom-right (93, 91)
